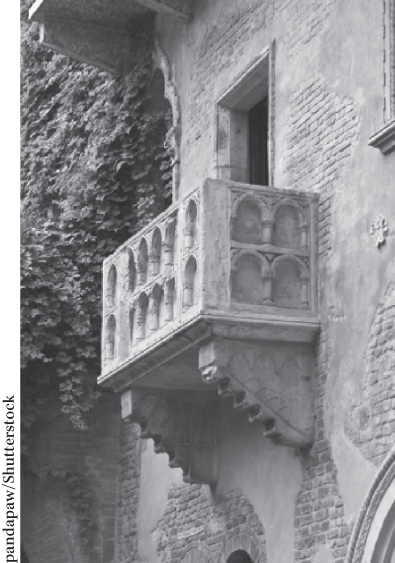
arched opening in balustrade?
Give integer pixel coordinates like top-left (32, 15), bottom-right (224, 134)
top-left (137, 238), bottom-right (149, 285)
top-left (164, 219), bottom-right (176, 266)
top-left (151, 228), bottom-right (162, 276)
top-left (183, 256), bottom-right (197, 307)
top-left (227, 551), bottom-right (253, 563)
top-left (272, 257), bottom-right (306, 308)
top-left (106, 315), bottom-right (116, 360)
top-left (151, 284), bottom-right (164, 331)
top-left (165, 277), bottom-right (175, 321)
top-left (107, 265), bottom-right (117, 308)
top-left (273, 203), bottom-right (301, 249)
top-left (129, 250), bottom-right (136, 292)
top-left (231, 253), bottom-right (264, 304)
top-left (232, 197), bottom-right (262, 244)
top-left (184, 199), bottom-right (197, 249)
top-left (136, 292), bottom-right (149, 341)
top-left (129, 308), bottom-right (135, 346)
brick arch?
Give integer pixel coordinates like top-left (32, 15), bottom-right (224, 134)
top-left (181, 542), bottom-right (215, 563)
top-left (219, 528), bottom-right (267, 563)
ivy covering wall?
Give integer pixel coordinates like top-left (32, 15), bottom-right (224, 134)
top-left (20, 0), bottom-right (173, 456)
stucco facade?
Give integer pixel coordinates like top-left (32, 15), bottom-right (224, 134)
top-left (26, 0), bottom-right (395, 562)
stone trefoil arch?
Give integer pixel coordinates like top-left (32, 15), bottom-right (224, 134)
top-left (153, 40), bottom-right (182, 200)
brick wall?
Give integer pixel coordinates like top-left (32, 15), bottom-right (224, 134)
top-left (156, 485), bottom-right (266, 563)
top-left (275, 0), bottom-right (333, 56)
top-left (187, 0), bottom-right (273, 150)
top-left (285, 72), bottom-right (360, 258)
top-left (293, 316), bottom-right (352, 563)
top-left (116, 420), bottom-right (141, 563)
top-left (22, 394), bottom-right (120, 563)
top-left (346, 281), bottom-right (395, 466)
top-left (284, 72), bottom-right (361, 563)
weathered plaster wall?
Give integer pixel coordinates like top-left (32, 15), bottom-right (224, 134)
top-left (146, 0), bottom-right (395, 562)
top-left (134, 400), bottom-right (302, 563)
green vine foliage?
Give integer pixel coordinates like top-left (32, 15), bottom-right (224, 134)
top-left (21, 0), bottom-right (173, 456)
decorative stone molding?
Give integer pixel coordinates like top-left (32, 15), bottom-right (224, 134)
top-left (121, 389), bottom-right (218, 484)
top-left (199, 339), bottom-right (315, 448)
top-left (369, 0), bottom-right (395, 153)
top-left (370, 214), bottom-right (389, 248)
top-left (347, 446), bottom-right (395, 563)
top-left (154, 41), bottom-right (182, 200)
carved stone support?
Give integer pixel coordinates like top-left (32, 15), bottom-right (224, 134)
top-left (121, 390), bottom-right (218, 484)
top-left (199, 339), bottom-right (315, 448)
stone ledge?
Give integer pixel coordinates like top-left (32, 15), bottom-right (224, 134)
top-left (368, 120), bottom-right (395, 154)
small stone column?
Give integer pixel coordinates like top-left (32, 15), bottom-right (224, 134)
top-left (262, 271), bottom-right (275, 304)
top-left (300, 223), bottom-right (309, 251)
top-left (300, 275), bottom-right (310, 308)
top-left (262, 219), bottom-right (274, 244)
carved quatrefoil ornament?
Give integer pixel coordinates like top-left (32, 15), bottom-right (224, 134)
top-left (370, 214), bottom-right (388, 248)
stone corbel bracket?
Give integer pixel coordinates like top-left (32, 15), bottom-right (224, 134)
top-left (121, 389), bottom-right (218, 484)
top-left (199, 339), bottom-right (315, 448)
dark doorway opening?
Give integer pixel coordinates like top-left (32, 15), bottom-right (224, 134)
top-left (227, 550), bottom-right (253, 563)
top-left (248, 98), bottom-right (269, 186)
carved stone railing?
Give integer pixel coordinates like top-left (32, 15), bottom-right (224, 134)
top-left (99, 179), bottom-right (319, 482)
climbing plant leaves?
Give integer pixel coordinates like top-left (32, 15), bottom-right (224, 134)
top-left (20, 0), bottom-right (173, 453)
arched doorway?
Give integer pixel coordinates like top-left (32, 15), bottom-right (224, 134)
top-left (347, 447), bottom-right (395, 563)
top-left (227, 550), bottom-right (253, 563)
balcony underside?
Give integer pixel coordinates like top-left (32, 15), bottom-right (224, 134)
top-left (29, 0), bottom-right (193, 73)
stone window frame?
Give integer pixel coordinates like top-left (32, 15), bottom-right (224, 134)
top-left (215, 41), bottom-right (276, 186)
top-left (369, 0), bottom-right (395, 154)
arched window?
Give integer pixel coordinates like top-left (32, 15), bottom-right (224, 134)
top-left (184, 257), bottom-right (197, 307)
top-left (227, 551), bottom-right (253, 563)
top-left (107, 265), bottom-right (117, 307)
top-left (151, 228), bottom-right (162, 276)
top-left (106, 315), bottom-right (116, 360)
top-left (184, 199), bottom-right (197, 249)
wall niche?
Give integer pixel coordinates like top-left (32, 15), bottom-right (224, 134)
top-left (232, 198), bottom-right (262, 244)
top-left (231, 254), bottom-right (265, 304)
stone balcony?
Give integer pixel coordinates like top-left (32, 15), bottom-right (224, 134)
top-left (99, 179), bottom-right (319, 483)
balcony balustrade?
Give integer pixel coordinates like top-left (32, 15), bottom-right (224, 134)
top-left (99, 179), bottom-right (319, 483)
